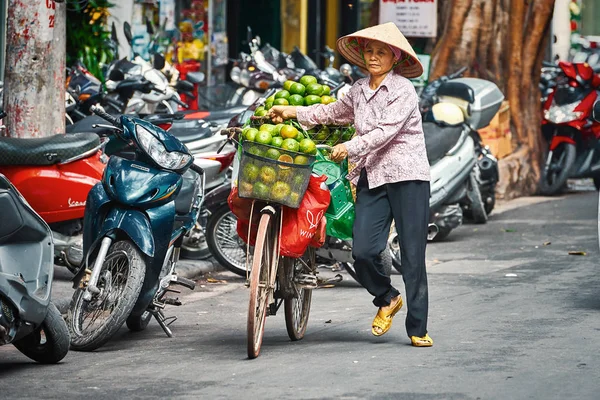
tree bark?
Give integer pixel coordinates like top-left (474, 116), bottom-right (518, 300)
top-left (430, 0), bottom-right (555, 199)
top-left (2, 0), bottom-right (66, 138)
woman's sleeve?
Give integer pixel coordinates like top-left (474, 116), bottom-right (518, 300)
top-left (344, 87), bottom-right (418, 158)
top-left (296, 88), bottom-right (355, 128)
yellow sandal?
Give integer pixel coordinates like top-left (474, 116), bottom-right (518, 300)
top-left (410, 333), bottom-right (433, 347)
top-left (371, 296), bottom-right (403, 336)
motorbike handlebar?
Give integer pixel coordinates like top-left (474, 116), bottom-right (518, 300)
top-left (189, 163), bottom-right (204, 175)
top-left (90, 104), bottom-right (120, 126)
top-left (171, 96), bottom-right (189, 109)
top-left (449, 66), bottom-right (468, 79)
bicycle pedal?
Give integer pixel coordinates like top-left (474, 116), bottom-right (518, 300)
top-left (163, 297), bottom-right (182, 306)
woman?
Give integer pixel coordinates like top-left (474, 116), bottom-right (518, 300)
top-left (269, 23), bottom-right (432, 347)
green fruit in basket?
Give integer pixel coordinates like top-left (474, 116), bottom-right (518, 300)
top-left (260, 124), bottom-right (277, 135)
top-left (248, 145), bottom-right (264, 157)
top-left (304, 95), bottom-right (322, 106)
top-left (341, 127), bottom-right (354, 141)
top-left (273, 98), bottom-right (289, 106)
top-left (330, 128), bottom-right (342, 142)
top-left (242, 163), bottom-right (260, 182)
top-left (321, 95), bottom-right (335, 105)
top-left (264, 101), bottom-right (274, 110)
top-left (306, 83), bottom-right (324, 96)
top-left (299, 75), bottom-right (318, 87)
top-left (289, 192), bottom-right (301, 205)
top-left (292, 174), bottom-right (305, 187)
top-left (314, 126), bottom-right (330, 141)
top-left (253, 182), bottom-right (271, 198)
top-left (254, 109), bottom-right (268, 117)
top-left (271, 181), bottom-right (291, 201)
top-left (283, 80), bottom-right (295, 91)
top-left (288, 94), bottom-right (305, 106)
top-left (259, 166), bottom-right (277, 185)
top-left (255, 130), bottom-right (273, 145)
top-left (275, 90), bottom-right (291, 99)
top-left (243, 127), bottom-right (259, 142)
top-left (290, 82), bottom-right (306, 96)
top-left (275, 123), bottom-right (285, 135)
top-left (322, 85), bottom-right (331, 95)
top-left (294, 155), bottom-right (310, 165)
top-left (295, 131), bottom-right (305, 141)
top-left (240, 182), bottom-right (254, 196)
top-left (255, 106), bottom-right (265, 114)
top-left (299, 138), bottom-right (317, 155)
top-left (280, 125), bottom-right (299, 140)
top-left (265, 148), bottom-right (281, 160)
top-left (271, 136), bottom-right (284, 147)
top-left (281, 138), bottom-right (300, 152)
top-left (278, 166), bottom-right (293, 180)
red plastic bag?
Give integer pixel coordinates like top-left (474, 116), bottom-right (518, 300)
top-left (228, 187), bottom-right (260, 246)
top-left (309, 215), bottom-right (327, 248)
top-left (280, 174), bottom-right (331, 258)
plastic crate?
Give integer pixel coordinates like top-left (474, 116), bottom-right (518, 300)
top-left (237, 140), bottom-right (316, 208)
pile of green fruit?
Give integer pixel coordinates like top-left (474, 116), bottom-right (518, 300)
top-left (238, 122), bottom-right (316, 205)
top-left (254, 75), bottom-right (336, 115)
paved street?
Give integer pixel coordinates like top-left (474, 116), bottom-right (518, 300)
top-left (1, 188), bottom-right (599, 399)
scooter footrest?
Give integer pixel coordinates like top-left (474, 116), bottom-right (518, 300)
top-left (163, 297), bottom-right (182, 306)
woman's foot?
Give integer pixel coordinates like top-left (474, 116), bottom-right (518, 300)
top-left (410, 333), bottom-right (433, 347)
top-left (371, 295), bottom-right (403, 336)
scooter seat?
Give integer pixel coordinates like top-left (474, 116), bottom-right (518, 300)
top-left (423, 122), bottom-right (464, 164)
top-left (0, 132), bottom-right (100, 166)
top-left (175, 170), bottom-right (199, 215)
top-left (187, 72), bottom-right (205, 84)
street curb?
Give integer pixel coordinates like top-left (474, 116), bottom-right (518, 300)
top-left (177, 257), bottom-right (225, 279)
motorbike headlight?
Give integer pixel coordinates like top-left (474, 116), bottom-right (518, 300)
top-left (240, 69), bottom-right (250, 87)
top-left (544, 101), bottom-right (584, 124)
top-left (144, 69), bottom-right (168, 92)
top-left (135, 125), bottom-right (192, 170)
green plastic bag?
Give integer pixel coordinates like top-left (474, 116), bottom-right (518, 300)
top-left (312, 152), bottom-right (355, 241)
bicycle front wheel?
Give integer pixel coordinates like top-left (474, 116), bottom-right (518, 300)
top-left (247, 212), bottom-right (278, 359)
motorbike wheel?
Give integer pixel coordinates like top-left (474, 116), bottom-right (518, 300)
top-left (180, 223), bottom-right (212, 260)
top-left (13, 303), bottom-right (69, 364)
top-left (67, 240), bottom-right (146, 352)
top-left (342, 262), bottom-right (361, 284)
top-left (342, 251), bottom-right (392, 284)
top-left (465, 168), bottom-right (488, 224)
top-left (126, 311), bottom-right (152, 332)
top-left (539, 142), bottom-right (576, 195)
top-left (430, 226), bottom-right (452, 242)
top-left (206, 205), bottom-right (248, 277)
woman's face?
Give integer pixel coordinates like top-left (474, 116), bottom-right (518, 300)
top-left (363, 40), bottom-right (396, 76)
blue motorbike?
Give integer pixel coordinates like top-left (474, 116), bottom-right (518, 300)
top-left (67, 105), bottom-right (204, 351)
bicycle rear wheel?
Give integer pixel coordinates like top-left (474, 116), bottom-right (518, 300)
top-left (284, 248), bottom-right (315, 341)
top-left (247, 212), bottom-right (278, 359)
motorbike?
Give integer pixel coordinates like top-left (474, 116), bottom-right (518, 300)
top-left (66, 105), bottom-right (204, 351)
top-left (0, 171), bottom-right (70, 363)
top-left (539, 61), bottom-right (600, 194)
top-left (0, 114), bottom-right (105, 272)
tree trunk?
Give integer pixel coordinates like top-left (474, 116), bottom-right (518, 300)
top-left (430, 0), bottom-right (555, 199)
top-left (2, 0), bottom-right (66, 138)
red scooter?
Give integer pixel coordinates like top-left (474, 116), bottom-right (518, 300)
top-left (539, 61), bottom-right (600, 194)
top-left (0, 110), bottom-right (105, 271)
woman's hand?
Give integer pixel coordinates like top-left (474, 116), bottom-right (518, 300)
top-left (269, 106), bottom-right (297, 124)
top-left (330, 144), bottom-right (348, 162)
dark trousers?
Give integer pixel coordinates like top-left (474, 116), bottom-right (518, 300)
top-left (352, 169), bottom-right (430, 338)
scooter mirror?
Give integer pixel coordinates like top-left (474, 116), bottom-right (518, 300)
top-left (593, 100), bottom-right (600, 123)
top-left (123, 22), bottom-right (133, 44)
top-left (246, 26), bottom-right (252, 44)
top-left (109, 68), bottom-right (125, 82)
top-left (256, 36), bottom-right (261, 47)
top-left (153, 53), bottom-right (166, 70)
top-left (111, 22), bottom-right (119, 45)
top-left (145, 18), bottom-right (154, 35)
top-left (340, 63), bottom-right (353, 77)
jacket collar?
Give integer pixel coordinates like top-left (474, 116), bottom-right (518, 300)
top-left (358, 71), bottom-right (396, 101)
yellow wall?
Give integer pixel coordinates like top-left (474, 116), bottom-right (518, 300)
top-left (325, 0), bottom-right (340, 67)
top-left (281, 0), bottom-right (308, 54)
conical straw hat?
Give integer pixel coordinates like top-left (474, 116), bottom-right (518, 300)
top-left (336, 22), bottom-right (423, 78)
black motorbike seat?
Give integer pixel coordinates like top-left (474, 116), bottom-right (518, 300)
top-left (175, 170), bottom-right (199, 215)
top-left (187, 72), bottom-right (205, 84)
top-left (423, 122), bottom-right (464, 164)
top-left (0, 132), bottom-right (100, 166)
top-left (436, 81), bottom-right (475, 104)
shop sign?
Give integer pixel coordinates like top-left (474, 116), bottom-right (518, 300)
top-left (379, 0), bottom-right (437, 38)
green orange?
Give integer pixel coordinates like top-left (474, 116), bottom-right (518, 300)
top-left (299, 75), bottom-right (318, 87)
top-left (280, 125), bottom-right (299, 140)
top-left (290, 82), bottom-right (306, 96)
top-left (255, 130), bottom-right (272, 145)
top-left (273, 98), bottom-right (289, 106)
top-left (275, 90), bottom-right (291, 99)
top-left (289, 94), bottom-right (304, 106)
top-left (304, 95), bottom-right (322, 106)
top-left (281, 138), bottom-right (300, 152)
top-left (305, 83), bottom-right (324, 96)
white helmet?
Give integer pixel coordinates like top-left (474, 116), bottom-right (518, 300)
top-left (430, 102), bottom-right (465, 126)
